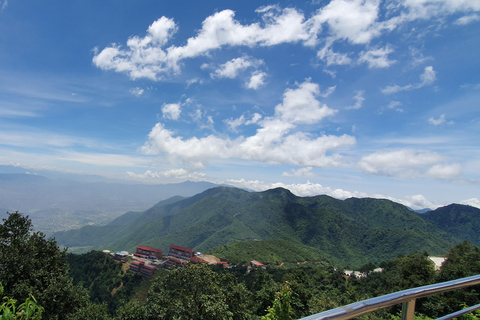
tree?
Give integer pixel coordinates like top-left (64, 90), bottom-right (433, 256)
top-left (119, 263), bottom-right (254, 320)
top-left (0, 212), bottom-right (93, 320)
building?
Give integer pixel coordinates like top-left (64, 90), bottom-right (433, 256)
top-left (251, 260), bottom-right (267, 269)
top-left (169, 244), bottom-right (194, 260)
top-left (164, 257), bottom-right (187, 268)
top-left (134, 245), bottom-right (163, 259)
top-left (129, 261), bottom-right (157, 276)
top-left (429, 256), bottom-right (446, 271)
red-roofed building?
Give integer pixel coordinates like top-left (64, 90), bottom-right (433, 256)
top-left (134, 245), bottom-right (163, 259)
top-left (251, 260), bottom-right (267, 269)
top-left (164, 257), bottom-right (187, 268)
top-left (169, 244), bottom-right (194, 260)
top-left (129, 261), bottom-right (157, 276)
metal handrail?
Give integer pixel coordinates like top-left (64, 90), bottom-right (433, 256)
top-left (299, 274), bottom-right (480, 320)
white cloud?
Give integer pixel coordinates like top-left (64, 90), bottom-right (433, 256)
top-left (212, 57), bottom-right (261, 79)
top-left (93, 8), bottom-right (313, 80)
top-left (129, 87), bottom-right (144, 96)
top-left (224, 113), bottom-right (262, 132)
top-left (247, 71), bottom-right (267, 89)
top-left (455, 14), bottom-right (480, 25)
top-left (161, 103), bottom-right (182, 120)
top-left (141, 80), bottom-right (354, 170)
top-left (426, 163), bottom-right (462, 180)
top-left (275, 80), bottom-right (337, 124)
top-left (126, 169), bottom-right (206, 180)
top-left (320, 86), bottom-right (336, 97)
top-left (282, 167), bottom-right (316, 177)
top-left (404, 194), bottom-right (436, 210)
top-left (382, 66), bottom-right (436, 94)
top-left (428, 114), bottom-right (446, 125)
top-left (460, 198), bottom-right (480, 209)
top-left (420, 66), bottom-right (436, 86)
top-left (358, 149), bottom-right (444, 178)
top-left (317, 45), bottom-right (352, 66)
top-left (346, 90), bottom-right (365, 110)
top-left (312, 0), bottom-right (382, 45)
top-left (224, 115), bottom-right (246, 132)
top-left (386, 100), bottom-right (404, 112)
top-left (358, 45), bottom-right (396, 68)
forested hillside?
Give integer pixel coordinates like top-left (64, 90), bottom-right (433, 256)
top-left (2, 212), bottom-right (480, 319)
top-left (52, 186), bottom-right (479, 267)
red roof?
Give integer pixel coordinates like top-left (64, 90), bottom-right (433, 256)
top-left (169, 244), bottom-right (194, 253)
top-left (251, 260), bottom-right (267, 267)
top-left (130, 261), bottom-right (144, 267)
top-left (137, 245), bottom-right (162, 253)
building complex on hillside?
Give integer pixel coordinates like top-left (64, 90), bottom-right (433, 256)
top-left (169, 244), bottom-right (195, 260)
top-left (134, 245), bottom-right (163, 259)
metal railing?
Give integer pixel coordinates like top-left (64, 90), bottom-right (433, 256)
top-left (299, 274), bottom-right (480, 320)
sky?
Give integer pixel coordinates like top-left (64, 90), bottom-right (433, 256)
top-left (0, 0), bottom-right (479, 210)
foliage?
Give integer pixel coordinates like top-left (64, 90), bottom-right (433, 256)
top-left (0, 284), bottom-right (44, 320)
top-left (67, 251), bottom-right (141, 314)
top-left (0, 212), bottom-right (103, 320)
top-left (261, 284), bottom-right (294, 320)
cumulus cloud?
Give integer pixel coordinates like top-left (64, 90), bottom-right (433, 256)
top-left (382, 66), bottom-right (436, 94)
top-left (247, 71), bottom-right (267, 89)
top-left (358, 149), bottom-right (444, 178)
top-left (358, 45), bottom-right (396, 68)
top-left (161, 103), bottom-right (182, 120)
top-left (212, 56), bottom-right (262, 79)
top-left (92, 3), bottom-right (479, 80)
top-left (404, 194), bottom-right (436, 210)
top-left (141, 80), bottom-right (355, 170)
top-left (312, 0), bottom-right (382, 45)
top-left (93, 8), bottom-right (312, 80)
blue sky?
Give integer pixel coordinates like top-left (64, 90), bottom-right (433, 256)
top-left (0, 0), bottom-right (479, 210)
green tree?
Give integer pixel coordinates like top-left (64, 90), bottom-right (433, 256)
top-left (261, 284), bottom-right (294, 320)
top-left (0, 212), bottom-right (94, 320)
top-left (119, 263), bottom-right (254, 320)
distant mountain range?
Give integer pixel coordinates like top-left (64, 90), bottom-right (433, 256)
top-left (53, 186), bottom-right (480, 267)
top-left (0, 171), bottom-right (220, 234)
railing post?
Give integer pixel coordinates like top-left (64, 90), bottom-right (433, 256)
top-left (401, 299), bottom-right (416, 320)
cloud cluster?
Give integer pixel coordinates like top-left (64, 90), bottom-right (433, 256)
top-left (141, 80), bottom-right (355, 170)
top-left (92, 1), bottom-right (479, 80)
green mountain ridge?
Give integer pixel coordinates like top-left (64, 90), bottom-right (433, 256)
top-left (53, 186), bottom-right (478, 267)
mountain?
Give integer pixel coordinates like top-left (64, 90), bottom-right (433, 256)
top-left (0, 172), bottom-right (220, 234)
top-left (420, 204), bottom-right (480, 245)
top-left (53, 187), bottom-right (469, 267)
